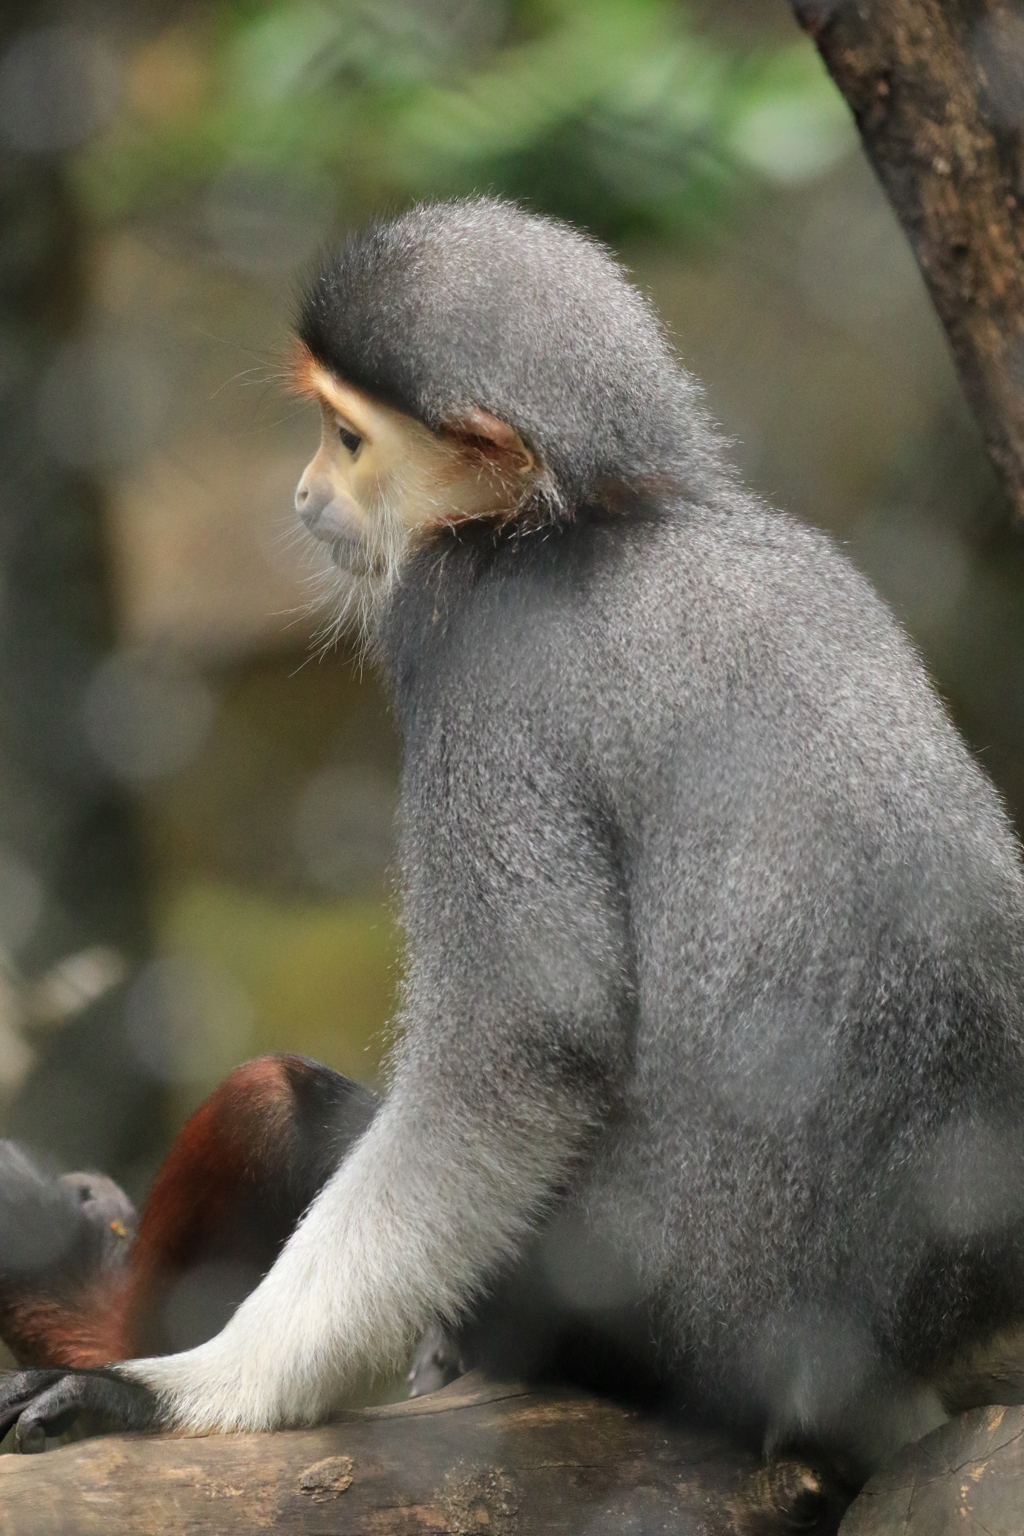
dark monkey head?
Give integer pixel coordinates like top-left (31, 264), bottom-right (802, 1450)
top-left (291, 199), bottom-right (727, 626)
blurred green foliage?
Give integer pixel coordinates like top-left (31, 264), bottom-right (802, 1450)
top-left (79, 0), bottom-right (854, 242)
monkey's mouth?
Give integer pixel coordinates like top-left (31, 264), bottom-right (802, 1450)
top-left (324, 523), bottom-right (388, 580)
top-left (329, 536), bottom-right (379, 577)
top-left (299, 496), bottom-right (379, 577)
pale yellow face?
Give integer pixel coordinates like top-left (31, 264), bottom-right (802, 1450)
top-left (293, 357), bottom-right (534, 579)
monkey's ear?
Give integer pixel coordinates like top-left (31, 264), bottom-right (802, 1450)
top-left (447, 408), bottom-right (536, 476)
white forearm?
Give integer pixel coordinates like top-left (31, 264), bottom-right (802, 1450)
top-left (121, 1087), bottom-right (579, 1432)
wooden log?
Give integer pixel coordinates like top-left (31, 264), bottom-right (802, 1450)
top-left (7, 1377), bottom-right (1024, 1534)
top-left (790, 0), bottom-right (1024, 518)
top-left (0, 1375), bottom-right (849, 1536)
top-left (840, 1402), bottom-right (1024, 1535)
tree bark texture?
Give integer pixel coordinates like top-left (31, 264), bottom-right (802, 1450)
top-left (3, 1378), bottom-right (1024, 1535)
top-left (791, 0), bottom-right (1024, 517)
top-left (839, 1401), bottom-right (1024, 1534)
top-left (0, 1378), bottom-right (852, 1536)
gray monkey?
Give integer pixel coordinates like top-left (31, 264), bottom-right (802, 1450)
top-left (2, 198), bottom-right (1023, 1485)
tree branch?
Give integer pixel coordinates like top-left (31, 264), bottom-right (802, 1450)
top-left (0, 1378), bottom-right (1021, 1533)
top-left (791, 0), bottom-right (1024, 516)
top-left (0, 1378), bottom-right (846, 1536)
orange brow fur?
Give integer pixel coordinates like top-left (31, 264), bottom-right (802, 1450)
top-left (285, 339), bottom-right (322, 400)
top-left (286, 341), bottom-right (364, 422)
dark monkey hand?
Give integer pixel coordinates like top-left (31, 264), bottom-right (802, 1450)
top-left (0, 1368), bottom-right (160, 1452)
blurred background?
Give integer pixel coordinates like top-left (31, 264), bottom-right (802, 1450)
top-left (0, 0), bottom-right (1018, 1199)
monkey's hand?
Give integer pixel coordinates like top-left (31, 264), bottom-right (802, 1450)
top-left (0, 1368), bottom-right (161, 1451)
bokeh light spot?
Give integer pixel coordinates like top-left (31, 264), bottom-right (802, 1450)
top-left (293, 765), bottom-right (396, 896)
top-left (0, 845), bottom-right (44, 957)
top-left (123, 954), bottom-right (254, 1087)
top-left (203, 167), bottom-right (334, 273)
top-left (37, 334), bottom-right (168, 471)
top-left (729, 96), bottom-right (853, 185)
top-left (0, 27), bottom-right (119, 154)
top-left (82, 649), bottom-right (217, 784)
top-left (797, 192), bottom-right (923, 329)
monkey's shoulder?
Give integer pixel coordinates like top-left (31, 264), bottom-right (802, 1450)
top-left (394, 499), bottom-right (945, 774)
top-left (470, 499), bottom-right (916, 696)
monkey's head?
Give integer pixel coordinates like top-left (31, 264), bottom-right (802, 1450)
top-left (291, 198), bottom-right (721, 628)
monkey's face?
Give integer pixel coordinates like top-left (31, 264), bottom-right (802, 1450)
top-left (293, 354), bottom-right (535, 594)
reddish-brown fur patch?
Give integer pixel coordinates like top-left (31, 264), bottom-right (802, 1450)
top-left (121, 1056), bottom-right (297, 1352)
top-left (2, 1284), bottom-right (134, 1369)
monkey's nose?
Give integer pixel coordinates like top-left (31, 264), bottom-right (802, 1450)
top-left (295, 471), bottom-right (334, 531)
top-left (294, 474), bottom-right (315, 515)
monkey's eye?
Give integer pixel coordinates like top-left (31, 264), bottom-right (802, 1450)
top-left (337, 423), bottom-right (362, 456)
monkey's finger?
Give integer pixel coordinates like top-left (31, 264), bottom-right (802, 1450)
top-left (7, 1369), bottom-right (160, 1452)
top-left (12, 1375), bottom-right (92, 1451)
top-left (0, 1370), bottom-right (63, 1440)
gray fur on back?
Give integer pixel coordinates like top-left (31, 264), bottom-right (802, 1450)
top-left (306, 200), bottom-right (1024, 1469)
